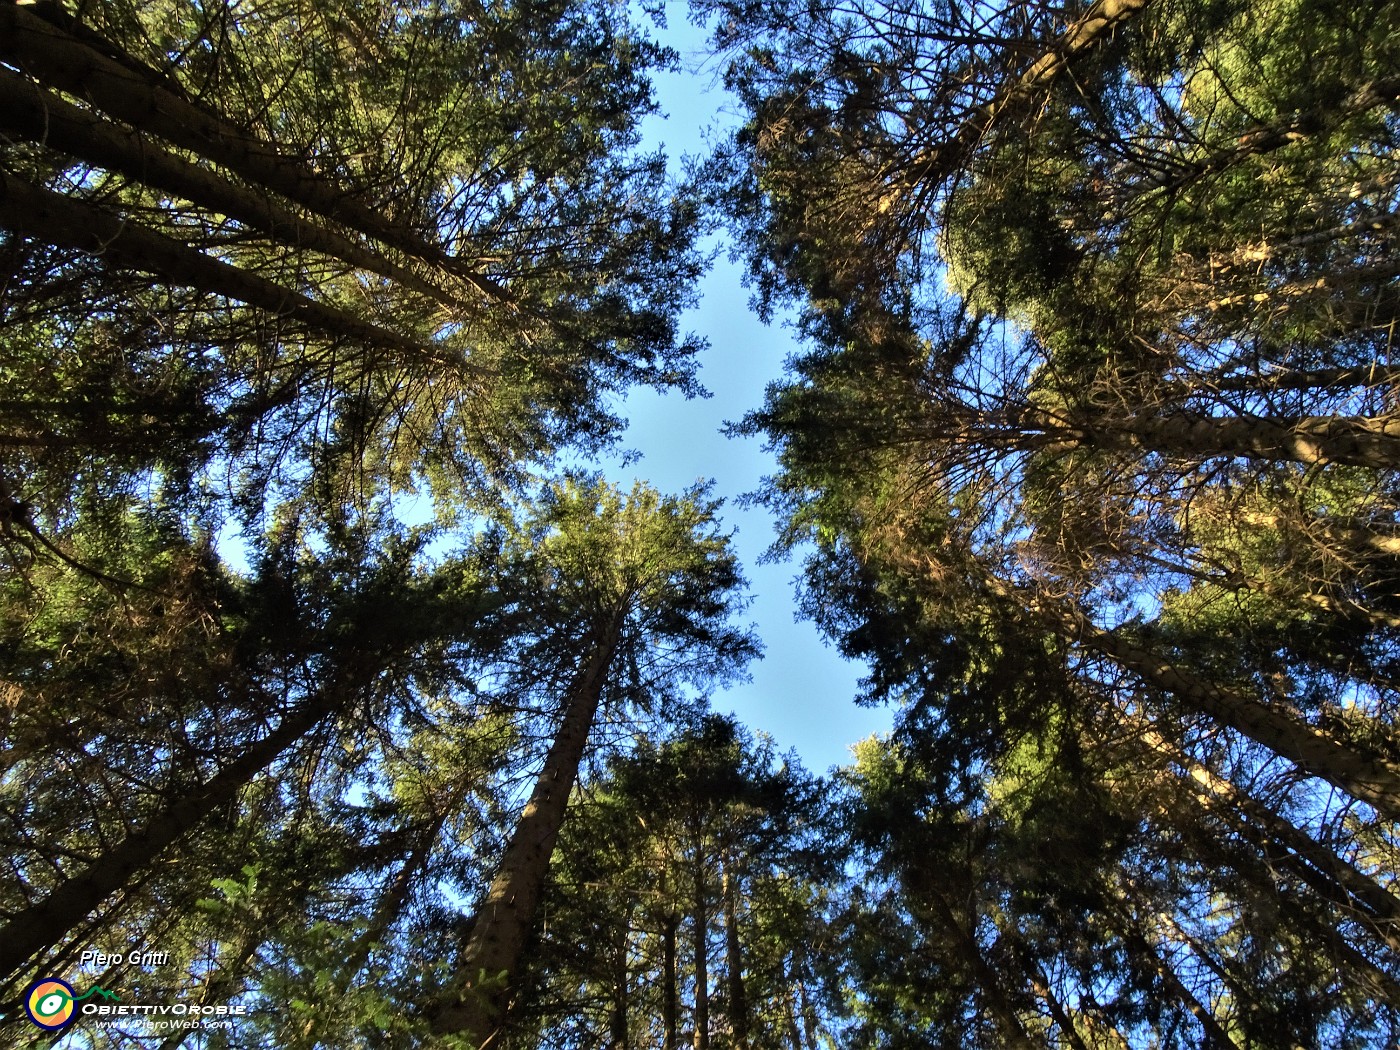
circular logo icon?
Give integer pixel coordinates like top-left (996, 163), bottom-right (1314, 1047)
top-left (24, 978), bottom-right (77, 1030)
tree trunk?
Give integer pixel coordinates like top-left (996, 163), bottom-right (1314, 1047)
top-left (1025, 964), bottom-right (1094, 1050)
top-left (0, 689), bottom-right (339, 984)
top-left (1139, 727), bottom-right (1400, 949)
top-left (661, 913), bottom-right (679, 1050)
top-left (1239, 511), bottom-right (1400, 559)
top-left (797, 979), bottom-right (819, 1050)
top-left (721, 855), bottom-right (749, 1050)
top-left (156, 928), bottom-right (263, 1050)
top-left (1115, 915), bottom-right (1241, 1050)
top-left (0, 4), bottom-right (509, 303)
top-left (1138, 75), bottom-right (1400, 195)
top-left (1078, 991), bottom-right (1134, 1050)
top-left (0, 66), bottom-right (465, 310)
top-left (912, 876), bottom-right (1039, 1050)
top-left (609, 897), bottom-right (635, 1050)
top-left (337, 795), bottom-right (464, 989)
top-left (0, 169), bottom-right (435, 363)
top-left (1089, 620), bottom-right (1400, 821)
top-left (1119, 409), bottom-right (1400, 470)
top-left (782, 964), bottom-right (804, 1050)
top-left (691, 850), bottom-right (710, 1050)
top-left (431, 621), bottom-right (622, 1044)
top-left (997, 575), bottom-right (1400, 821)
top-left (1166, 797), bottom-right (1400, 1006)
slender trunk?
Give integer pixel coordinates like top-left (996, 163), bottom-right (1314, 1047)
top-left (1168, 799), bottom-right (1400, 1006)
top-left (609, 911), bottom-right (630, 1050)
top-left (1157, 912), bottom-right (1262, 1022)
top-left (721, 856), bottom-right (749, 1049)
top-left (797, 979), bottom-right (819, 1050)
top-left (0, 690), bottom-right (338, 983)
top-left (432, 621), bottom-right (621, 1044)
top-left (0, 169), bottom-right (434, 362)
top-left (1189, 364), bottom-right (1400, 395)
top-left (0, 67), bottom-right (466, 310)
top-left (661, 913), bottom-right (679, 1050)
top-left (782, 963), bottom-right (804, 1050)
top-left (1181, 361), bottom-right (1400, 394)
top-left (1140, 727), bottom-right (1400, 949)
top-left (1078, 991), bottom-right (1134, 1050)
top-left (692, 850), bottom-right (710, 1050)
top-left (948, 402), bottom-right (1400, 469)
top-left (336, 803), bottom-right (458, 990)
top-left (996, 575), bottom-right (1400, 821)
top-left (1115, 916), bottom-right (1241, 1050)
top-left (155, 928), bottom-right (263, 1050)
top-left (0, 4), bottom-right (509, 302)
top-left (913, 877), bottom-right (1039, 1050)
top-left (1025, 965), bottom-right (1093, 1050)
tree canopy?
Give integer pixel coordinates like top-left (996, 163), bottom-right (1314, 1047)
top-left (714, 0), bottom-right (1400, 1041)
top-left (3, 0), bottom-right (1399, 1046)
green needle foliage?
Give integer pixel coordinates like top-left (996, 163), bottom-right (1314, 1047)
top-left (9, 0), bottom-right (1400, 1044)
top-left (711, 0), bottom-right (1400, 1042)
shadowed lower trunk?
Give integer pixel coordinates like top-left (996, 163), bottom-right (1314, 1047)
top-left (661, 913), bottom-right (679, 1050)
top-left (722, 858), bottom-right (749, 1049)
top-left (0, 689), bottom-right (341, 985)
top-left (692, 849), bottom-right (710, 1050)
top-left (432, 621), bottom-right (622, 1045)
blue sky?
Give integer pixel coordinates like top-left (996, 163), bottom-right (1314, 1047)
top-left (594, 7), bottom-right (894, 773)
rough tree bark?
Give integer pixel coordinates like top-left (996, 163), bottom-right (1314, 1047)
top-left (0, 688), bottom-right (343, 984)
top-left (431, 620), bottom-right (622, 1045)
top-left (0, 3), bottom-right (509, 301)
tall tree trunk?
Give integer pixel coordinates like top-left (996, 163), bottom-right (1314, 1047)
top-left (1136, 76), bottom-right (1400, 195)
top-left (0, 4), bottom-right (509, 302)
top-left (1167, 798), bottom-right (1400, 1006)
top-left (966, 403), bottom-right (1400, 469)
top-left (1115, 916), bottom-right (1242, 1050)
top-left (1157, 911), bottom-right (1266, 1027)
top-left (911, 874), bottom-right (1039, 1050)
top-left (432, 621), bottom-right (622, 1044)
top-left (609, 899), bottom-right (633, 1050)
top-left (1138, 727), bottom-right (1400, 949)
top-left (781, 965), bottom-right (804, 1050)
top-left (1078, 992), bottom-right (1134, 1050)
top-left (1046, 406), bottom-right (1400, 470)
top-left (797, 979), bottom-right (819, 1050)
top-left (0, 67), bottom-right (466, 310)
top-left (661, 913), bottom-right (679, 1050)
top-left (721, 855), bottom-right (749, 1050)
top-left (0, 170), bottom-right (435, 363)
top-left (156, 928), bottom-right (264, 1050)
top-left (989, 573), bottom-right (1400, 821)
top-left (1239, 511), bottom-right (1400, 559)
top-left (691, 848), bottom-right (710, 1050)
top-left (1025, 964), bottom-right (1094, 1050)
top-left (0, 688), bottom-right (340, 984)
top-left (327, 794), bottom-right (463, 1017)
